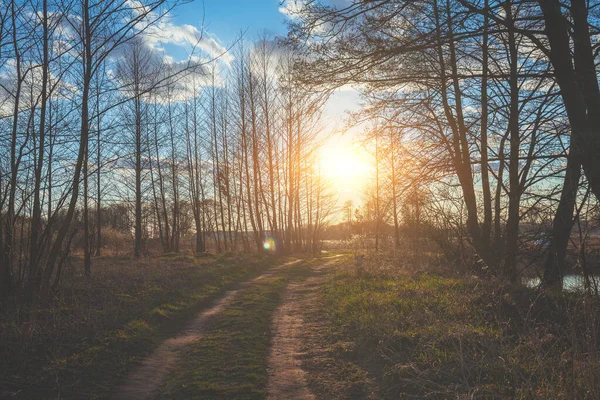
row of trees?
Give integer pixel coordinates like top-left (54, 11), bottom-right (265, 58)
top-left (287, 0), bottom-right (600, 286)
top-left (0, 0), bottom-right (333, 297)
top-left (116, 38), bottom-right (334, 258)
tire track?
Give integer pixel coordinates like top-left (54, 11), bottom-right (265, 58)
top-left (112, 259), bottom-right (301, 400)
top-left (266, 258), bottom-right (338, 400)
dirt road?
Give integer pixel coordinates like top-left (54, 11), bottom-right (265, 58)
top-left (112, 257), bottom-right (339, 400)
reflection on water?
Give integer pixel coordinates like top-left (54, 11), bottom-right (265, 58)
top-left (523, 275), bottom-right (600, 293)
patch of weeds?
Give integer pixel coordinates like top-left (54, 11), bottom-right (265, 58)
top-left (315, 269), bottom-right (505, 398)
top-left (300, 309), bottom-right (376, 400)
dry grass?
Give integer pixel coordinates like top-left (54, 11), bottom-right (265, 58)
top-left (0, 252), bottom-right (277, 400)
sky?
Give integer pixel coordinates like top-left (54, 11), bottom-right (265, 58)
top-left (174, 0), bottom-right (289, 43)
top-left (162, 0), bottom-right (369, 208)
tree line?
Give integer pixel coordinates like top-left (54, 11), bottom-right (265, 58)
top-left (286, 0), bottom-right (600, 288)
top-left (0, 0), bottom-right (334, 298)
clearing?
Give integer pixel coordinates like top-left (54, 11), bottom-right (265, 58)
top-left (4, 252), bottom-right (592, 399)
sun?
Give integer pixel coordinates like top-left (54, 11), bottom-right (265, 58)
top-left (318, 144), bottom-right (371, 188)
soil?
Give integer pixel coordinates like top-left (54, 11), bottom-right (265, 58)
top-left (266, 278), bottom-right (319, 400)
top-left (113, 259), bottom-right (301, 400)
top-left (112, 289), bottom-right (238, 400)
top-left (112, 257), bottom-right (353, 400)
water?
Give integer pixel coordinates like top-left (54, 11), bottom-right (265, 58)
top-left (523, 275), bottom-right (600, 293)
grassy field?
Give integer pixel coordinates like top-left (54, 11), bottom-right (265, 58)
top-left (4, 251), bottom-right (600, 399)
top-left (307, 253), bottom-right (600, 399)
top-left (0, 253), bottom-right (282, 400)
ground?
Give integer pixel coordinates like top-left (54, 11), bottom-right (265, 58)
top-left (3, 252), bottom-right (600, 399)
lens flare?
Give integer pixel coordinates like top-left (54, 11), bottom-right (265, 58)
top-left (263, 237), bottom-right (276, 252)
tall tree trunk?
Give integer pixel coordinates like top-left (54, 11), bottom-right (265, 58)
top-left (261, 56), bottom-right (280, 253)
top-left (543, 152), bottom-right (581, 287)
top-left (168, 98), bottom-right (179, 253)
top-left (538, 0), bottom-right (600, 200)
top-left (389, 129), bottom-right (400, 249)
top-left (153, 102), bottom-right (170, 252)
top-left (83, 135), bottom-right (91, 275)
top-left (134, 94), bottom-right (143, 258)
top-left (503, 0), bottom-right (521, 280)
top-left (433, 0), bottom-right (491, 267)
top-left (148, 117), bottom-right (164, 249)
top-left (28, 0), bottom-right (49, 293)
top-left (249, 73), bottom-right (265, 248)
top-left (43, 0), bottom-right (93, 287)
top-left (191, 95), bottom-right (205, 253)
top-left (537, 0), bottom-right (595, 285)
top-left (286, 100), bottom-right (295, 253)
top-left (95, 70), bottom-right (102, 256)
top-left (210, 79), bottom-right (223, 253)
top-left (374, 127), bottom-right (380, 252)
top-left (480, 0), bottom-right (492, 248)
top-left (3, 0), bottom-right (24, 293)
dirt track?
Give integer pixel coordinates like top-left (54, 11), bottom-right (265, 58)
top-left (112, 289), bottom-right (237, 400)
top-left (113, 259), bottom-right (303, 400)
top-left (267, 279), bottom-right (318, 400)
top-left (266, 260), bottom-right (335, 400)
top-left (113, 257), bottom-right (338, 400)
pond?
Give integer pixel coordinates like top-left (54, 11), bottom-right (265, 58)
top-left (523, 275), bottom-right (600, 293)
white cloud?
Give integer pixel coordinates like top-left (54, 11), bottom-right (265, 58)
top-left (0, 59), bottom-right (77, 118)
top-left (279, 0), bottom-right (307, 19)
top-left (114, 36), bottom-right (214, 104)
top-left (136, 14), bottom-right (233, 67)
top-left (114, 4), bottom-right (234, 101)
top-left (279, 0), bottom-right (351, 18)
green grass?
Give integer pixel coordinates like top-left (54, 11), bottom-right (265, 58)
top-left (0, 253), bottom-right (283, 400)
top-left (158, 261), bottom-right (313, 400)
top-left (319, 271), bottom-right (500, 398)
top-left (312, 255), bottom-right (600, 399)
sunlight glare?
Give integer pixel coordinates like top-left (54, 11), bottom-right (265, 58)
top-left (319, 145), bottom-right (371, 189)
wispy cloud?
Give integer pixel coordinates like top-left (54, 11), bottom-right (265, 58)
top-left (278, 0), bottom-right (307, 19)
top-left (135, 12), bottom-right (233, 67)
top-left (120, 2), bottom-right (234, 100)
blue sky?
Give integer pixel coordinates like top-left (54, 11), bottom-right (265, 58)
top-left (171, 0), bottom-right (289, 46)
top-left (158, 0), bottom-right (369, 206)
top-left (163, 0), bottom-right (364, 136)
top-left (153, 0), bottom-right (363, 143)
